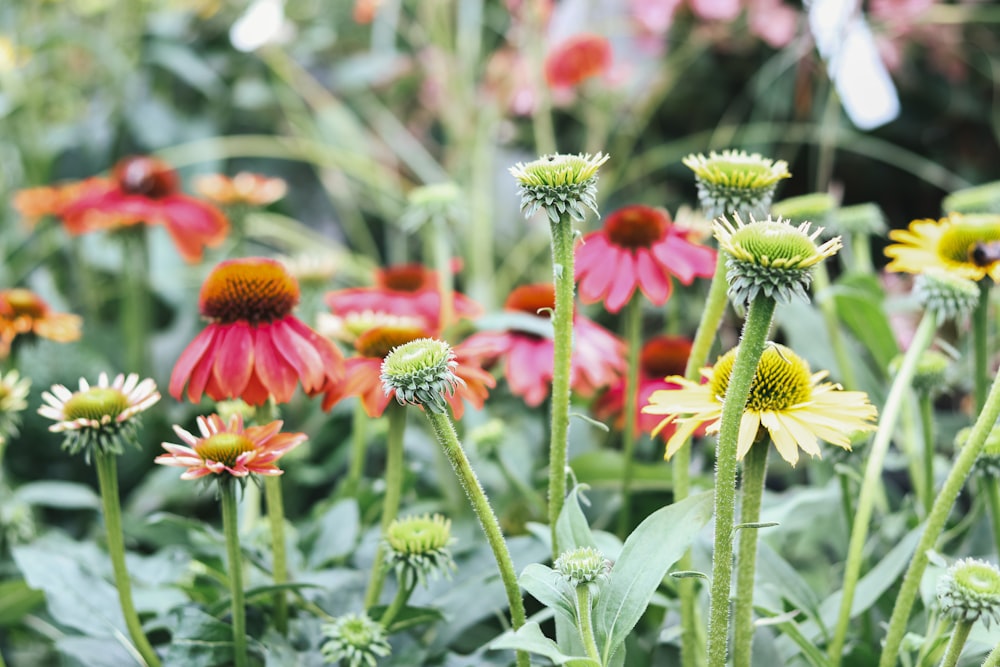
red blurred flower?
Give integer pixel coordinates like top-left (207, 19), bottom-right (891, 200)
top-left (544, 33), bottom-right (612, 89)
top-left (0, 288), bottom-right (82, 358)
top-left (55, 156), bottom-right (229, 263)
top-left (170, 258), bottom-right (344, 406)
top-left (593, 335), bottom-right (693, 437)
top-left (321, 323), bottom-right (495, 418)
top-left (326, 263), bottom-right (483, 331)
top-left (575, 205), bottom-right (716, 313)
top-left (460, 284), bottom-right (625, 407)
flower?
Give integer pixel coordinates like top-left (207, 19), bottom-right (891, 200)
top-left (322, 323), bottom-right (494, 418)
top-left (56, 156), bottom-right (229, 263)
top-left (575, 205), bottom-right (716, 312)
top-left (381, 338), bottom-right (463, 413)
top-left (169, 257), bottom-right (345, 406)
top-left (714, 213), bottom-right (842, 305)
top-left (193, 172), bottom-right (288, 207)
top-left (683, 150), bottom-right (790, 219)
top-left (460, 284), bottom-right (625, 407)
top-left (155, 414), bottom-right (306, 480)
top-left (643, 343), bottom-right (878, 466)
top-left (937, 558), bottom-right (1000, 628)
top-left (885, 213), bottom-right (1000, 282)
top-left (0, 370), bottom-right (31, 446)
top-left (554, 546), bottom-right (610, 588)
top-left (384, 513), bottom-right (456, 588)
top-left (12, 179), bottom-right (103, 226)
top-left (38, 373), bottom-right (160, 457)
top-left (326, 263), bottom-right (483, 331)
top-left (0, 289), bottom-right (82, 359)
top-left (592, 335), bottom-right (693, 437)
top-left (912, 268), bottom-right (980, 322)
top-left (509, 153), bottom-right (610, 223)
top-left (321, 613), bottom-right (391, 666)
top-left (544, 33), bottom-right (612, 90)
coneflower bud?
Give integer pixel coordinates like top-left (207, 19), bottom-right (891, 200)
top-left (913, 269), bottom-right (980, 322)
top-left (384, 513), bottom-right (456, 588)
top-left (380, 338), bottom-right (462, 414)
top-left (509, 153), bottom-right (609, 223)
top-left (321, 612), bottom-right (392, 666)
top-left (554, 546), bottom-right (611, 588)
top-left (943, 181), bottom-right (1000, 216)
top-left (682, 149), bottom-right (790, 219)
top-left (936, 558), bottom-right (1000, 627)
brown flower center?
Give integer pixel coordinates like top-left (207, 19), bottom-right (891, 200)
top-left (604, 205), bottom-right (668, 249)
top-left (641, 336), bottom-right (692, 378)
top-left (200, 258), bottom-right (300, 324)
top-left (113, 156), bottom-right (180, 199)
top-left (195, 433), bottom-right (255, 467)
top-left (375, 264), bottom-right (436, 292)
top-left (1, 289), bottom-right (47, 318)
top-left (63, 388), bottom-right (128, 422)
top-left (354, 324), bottom-right (427, 358)
top-left (504, 284), bottom-right (555, 317)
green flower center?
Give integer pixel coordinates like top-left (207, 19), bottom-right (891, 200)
top-left (63, 388), bottom-right (129, 422)
top-left (954, 562), bottom-right (1000, 596)
top-left (709, 344), bottom-right (813, 412)
top-left (386, 514), bottom-right (452, 555)
top-left (729, 221), bottom-right (819, 264)
top-left (195, 433), bottom-right (255, 467)
top-left (605, 206), bottom-right (666, 249)
top-left (937, 215), bottom-right (1000, 264)
top-left (339, 616), bottom-right (378, 646)
top-left (511, 153), bottom-right (608, 187)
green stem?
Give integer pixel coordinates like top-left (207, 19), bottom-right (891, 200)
top-left (220, 480), bottom-right (249, 667)
top-left (548, 214), bottom-right (576, 558)
top-left (706, 295), bottom-right (777, 667)
top-left (973, 281), bottom-right (990, 413)
top-left (850, 233), bottom-right (874, 276)
top-left (733, 442), bottom-right (769, 667)
top-left (379, 579), bottom-right (414, 629)
top-left (829, 312), bottom-right (939, 665)
top-left (422, 410), bottom-right (529, 667)
top-left (982, 477), bottom-right (1000, 562)
top-left (263, 475), bottom-right (289, 635)
top-left (677, 250), bottom-right (729, 667)
top-left (94, 450), bottom-right (160, 667)
top-left (617, 296), bottom-right (642, 537)
top-left (982, 641), bottom-right (1000, 667)
top-left (920, 394), bottom-right (936, 516)
top-left (813, 262), bottom-right (857, 390)
top-left (121, 228), bottom-right (150, 375)
top-left (364, 404), bottom-right (407, 609)
top-left (575, 585), bottom-right (602, 664)
top-left (345, 401), bottom-right (369, 496)
top-left (878, 364), bottom-right (1000, 667)
top-left (938, 620), bottom-right (973, 667)
top-left (427, 216), bottom-right (454, 330)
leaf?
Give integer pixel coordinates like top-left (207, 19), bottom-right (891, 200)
top-left (489, 621), bottom-right (600, 666)
top-left (556, 485), bottom-right (598, 554)
top-left (756, 541), bottom-right (824, 629)
top-left (569, 450), bottom-right (673, 492)
top-left (0, 579), bottom-right (44, 626)
top-left (162, 606), bottom-right (263, 667)
top-left (594, 491), bottom-right (714, 661)
top-left (15, 481), bottom-right (100, 510)
top-left (366, 605), bottom-right (445, 634)
top-left (307, 498), bottom-right (360, 569)
top-left (830, 273), bottom-right (900, 371)
top-left (519, 563), bottom-right (576, 625)
top-left (754, 606), bottom-right (832, 667)
top-left (56, 636), bottom-right (139, 667)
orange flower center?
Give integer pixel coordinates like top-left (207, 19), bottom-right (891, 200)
top-left (2, 289), bottom-right (47, 318)
top-left (200, 259), bottom-right (300, 324)
top-left (605, 206), bottom-right (667, 249)
top-left (376, 264), bottom-right (435, 292)
top-left (63, 388), bottom-right (128, 422)
top-left (195, 433), bottom-right (255, 467)
top-left (504, 284), bottom-right (555, 317)
top-left (641, 336), bottom-right (692, 378)
top-left (113, 156), bottom-right (180, 199)
top-left (354, 324), bottom-right (427, 358)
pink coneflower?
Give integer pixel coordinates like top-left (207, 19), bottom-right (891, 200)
top-left (592, 335), bottom-right (693, 438)
top-left (326, 263), bottom-right (483, 330)
top-left (576, 205), bottom-right (717, 313)
top-left (170, 258), bottom-right (344, 406)
top-left (0, 288), bottom-right (82, 358)
top-left (155, 414), bottom-right (306, 479)
top-left (322, 323), bottom-right (495, 418)
top-left (460, 284), bottom-right (625, 407)
top-left (544, 33), bottom-right (612, 90)
top-left (56, 156), bottom-right (229, 263)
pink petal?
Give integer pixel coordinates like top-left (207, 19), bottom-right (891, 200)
top-left (170, 326), bottom-right (218, 400)
top-left (269, 318), bottom-right (324, 392)
top-left (635, 249), bottom-right (672, 305)
top-left (212, 323), bottom-right (255, 399)
top-left (253, 325), bottom-right (299, 403)
top-left (574, 233), bottom-right (611, 277)
top-left (159, 196), bottom-right (229, 263)
top-left (578, 245), bottom-right (619, 305)
top-left (603, 251), bottom-right (639, 313)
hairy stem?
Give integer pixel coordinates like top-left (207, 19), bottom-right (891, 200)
top-left (733, 442), bottom-right (769, 667)
top-left (220, 480), bottom-right (249, 667)
top-left (364, 404), bottom-right (407, 609)
top-left (617, 296), bottom-right (642, 537)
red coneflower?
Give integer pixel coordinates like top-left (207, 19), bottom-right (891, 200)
top-left (170, 257), bottom-right (344, 406)
top-left (544, 33), bottom-right (612, 89)
top-left (0, 288), bottom-right (82, 358)
top-left (575, 205), bottom-right (717, 313)
top-left (460, 283), bottom-right (625, 407)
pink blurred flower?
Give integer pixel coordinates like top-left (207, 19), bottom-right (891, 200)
top-left (544, 33), bottom-right (613, 90)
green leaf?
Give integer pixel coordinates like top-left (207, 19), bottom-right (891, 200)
top-left (307, 498), bottom-right (360, 569)
top-left (162, 606), bottom-right (263, 667)
top-left (0, 579), bottom-right (44, 626)
top-left (366, 605), bottom-right (445, 633)
top-left (56, 637), bottom-right (139, 667)
top-left (519, 563), bottom-right (576, 625)
top-left (756, 541), bottom-right (825, 629)
top-left (594, 491), bottom-right (714, 662)
top-left (830, 273), bottom-right (900, 371)
top-left (754, 607), bottom-right (832, 667)
top-left (569, 450), bottom-right (673, 492)
top-left (556, 485), bottom-right (599, 554)
top-left (15, 481), bottom-right (100, 510)
top-left (489, 621), bottom-right (600, 666)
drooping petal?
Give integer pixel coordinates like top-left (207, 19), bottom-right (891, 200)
top-left (603, 251), bottom-right (639, 313)
top-left (212, 322), bottom-right (255, 398)
top-left (253, 323), bottom-right (299, 403)
top-left (634, 249), bottom-right (672, 305)
top-left (159, 195), bottom-right (229, 263)
top-left (170, 326), bottom-right (219, 400)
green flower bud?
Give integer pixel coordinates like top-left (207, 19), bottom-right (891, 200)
top-left (400, 182), bottom-right (463, 231)
top-left (913, 268), bottom-right (980, 322)
top-left (380, 338), bottom-right (462, 414)
top-left (833, 203), bottom-right (887, 236)
top-left (682, 150), bottom-right (790, 219)
top-left (554, 546), bottom-right (610, 588)
top-left (384, 513), bottom-right (456, 588)
top-left (943, 181), bottom-right (1000, 216)
top-left (509, 153), bottom-right (609, 223)
top-left (937, 558), bottom-right (1000, 627)
top-left (888, 349), bottom-right (951, 396)
top-left (321, 613), bottom-right (392, 666)
top-left (771, 193), bottom-right (838, 227)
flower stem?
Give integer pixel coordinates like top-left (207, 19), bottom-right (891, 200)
top-left (938, 620), bottom-right (973, 667)
top-left (379, 579), bottom-right (415, 629)
top-left (813, 263), bottom-right (857, 390)
top-left (94, 450), bottom-right (161, 667)
top-left (220, 480), bottom-right (249, 667)
top-left (263, 475), bottom-right (289, 635)
top-left (877, 364), bottom-right (1000, 667)
top-left (548, 214), bottom-right (576, 558)
top-left (676, 249), bottom-right (728, 667)
top-left (121, 227), bottom-right (150, 375)
top-left (982, 641), bottom-right (1000, 667)
top-left (575, 585), bottom-right (602, 664)
top-left (617, 295), bottom-right (642, 538)
top-left (829, 312), bottom-right (939, 665)
top-left (973, 281), bottom-right (990, 412)
top-left (344, 401), bottom-right (369, 496)
top-left (733, 441), bottom-right (769, 667)
top-left (981, 476), bottom-right (1000, 559)
top-left (706, 295), bottom-right (777, 667)
top-left (850, 232), bottom-right (875, 276)
top-left (364, 404), bottom-right (407, 609)
top-left (920, 393), bottom-right (935, 516)
top-left (422, 410), bottom-right (529, 667)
